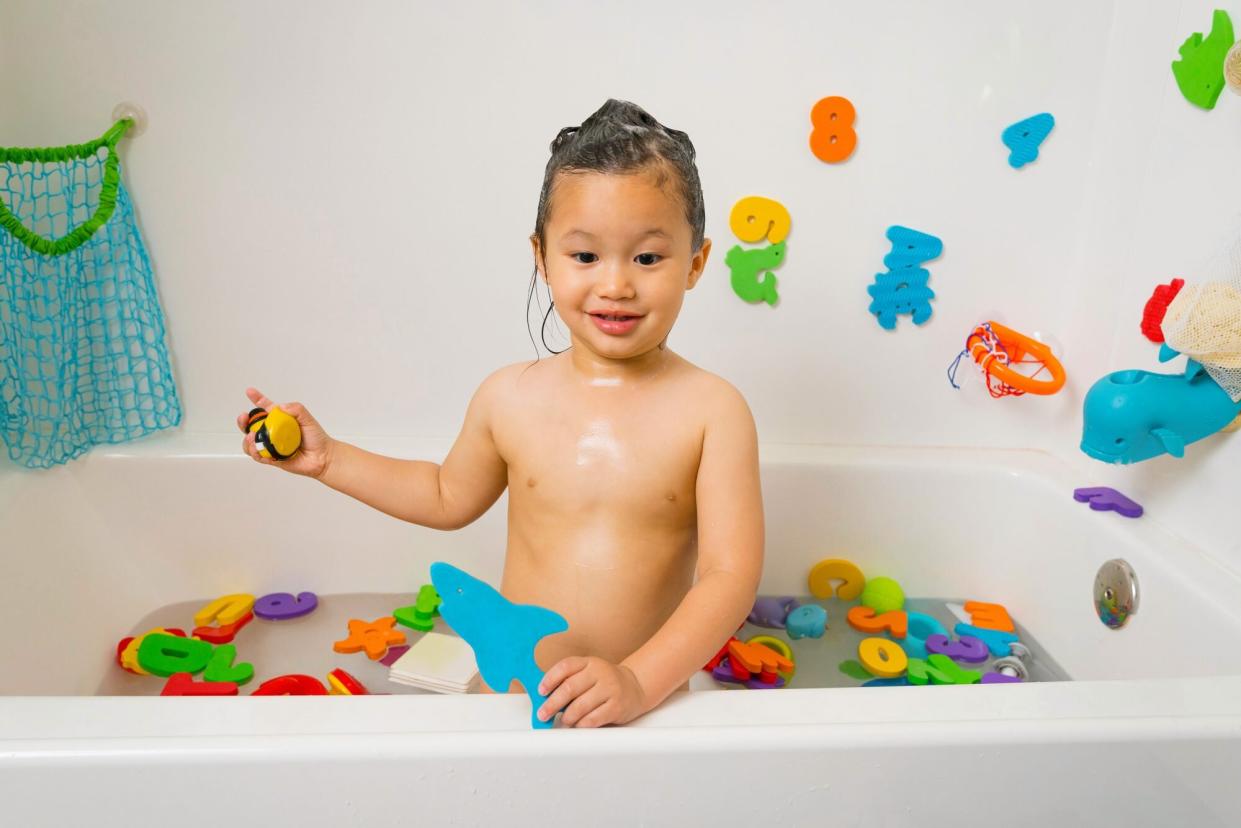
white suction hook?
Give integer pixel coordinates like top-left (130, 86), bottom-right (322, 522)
top-left (111, 101), bottom-right (148, 137)
top-left (1028, 329), bottom-right (1065, 361)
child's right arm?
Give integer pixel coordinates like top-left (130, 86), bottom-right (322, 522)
top-left (238, 375), bottom-right (509, 531)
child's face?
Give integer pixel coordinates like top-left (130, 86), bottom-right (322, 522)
top-left (532, 168), bottom-right (711, 362)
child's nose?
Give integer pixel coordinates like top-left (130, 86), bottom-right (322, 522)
top-left (596, 264), bottom-right (636, 299)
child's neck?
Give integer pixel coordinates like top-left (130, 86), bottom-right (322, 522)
top-left (566, 337), bottom-right (674, 386)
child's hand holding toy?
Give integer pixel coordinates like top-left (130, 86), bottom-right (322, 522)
top-left (536, 656), bottom-right (648, 727)
top-left (236, 387), bottom-right (333, 479)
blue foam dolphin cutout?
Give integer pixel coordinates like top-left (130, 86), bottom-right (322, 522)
top-left (429, 562), bottom-right (569, 729)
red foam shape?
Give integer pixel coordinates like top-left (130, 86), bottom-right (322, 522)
top-left (329, 668), bottom-right (369, 695)
top-left (251, 674), bottom-right (328, 695)
top-left (703, 636), bottom-right (738, 672)
top-left (117, 628), bottom-right (186, 673)
top-left (1141, 278), bottom-right (1185, 343)
top-left (192, 611), bottom-right (254, 644)
top-left (161, 672), bottom-right (238, 696)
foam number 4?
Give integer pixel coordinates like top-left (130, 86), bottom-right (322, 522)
top-left (1001, 113), bottom-right (1055, 169)
top-left (729, 196), bottom-right (791, 245)
top-left (808, 96), bottom-right (857, 163)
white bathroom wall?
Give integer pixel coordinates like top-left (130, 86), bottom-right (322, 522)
top-left (1, 1), bottom-right (1239, 568)
top-left (1061, 2), bottom-right (1241, 573)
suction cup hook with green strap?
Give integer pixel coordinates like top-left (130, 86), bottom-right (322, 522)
top-left (0, 102), bottom-right (145, 257)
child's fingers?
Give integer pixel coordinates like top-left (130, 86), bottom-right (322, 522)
top-left (282, 401), bottom-right (310, 426)
top-left (245, 387), bottom-right (275, 410)
top-left (537, 667), bottom-right (594, 723)
top-left (559, 686), bottom-right (610, 728)
top-left (241, 432), bottom-right (272, 465)
top-left (537, 656), bottom-right (587, 696)
top-left (571, 697), bottom-right (620, 729)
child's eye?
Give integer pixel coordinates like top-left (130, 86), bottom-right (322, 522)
top-left (635, 253), bottom-right (663, 266)
top-left (571, 252), bottom-right (598, 264)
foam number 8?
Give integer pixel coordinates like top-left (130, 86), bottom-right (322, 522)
top-left (808, 96), bottom-right (857, 164)
top-left (729, 196), bottom-right (791, 245)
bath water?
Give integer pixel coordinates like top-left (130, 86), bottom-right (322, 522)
top-left (98, 594), bottom-right (1068, 695)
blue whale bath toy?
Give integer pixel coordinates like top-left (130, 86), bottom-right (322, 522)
top-left (1081, 348), bottom-right (1241, 464)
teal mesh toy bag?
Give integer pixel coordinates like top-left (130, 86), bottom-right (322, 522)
top-left (0, 119), bottom-right (180, 468)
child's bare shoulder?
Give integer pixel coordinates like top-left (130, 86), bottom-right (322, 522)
top-left (670, 357), bottom-right (754, 423)
top-left (474, 359), bottom-right (540, 399)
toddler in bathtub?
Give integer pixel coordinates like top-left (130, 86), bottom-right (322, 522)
top-left (238, 99), bottom-right (764, 727)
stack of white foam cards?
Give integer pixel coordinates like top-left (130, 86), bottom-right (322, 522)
top-left (388, 632), bottom-right (480, 693)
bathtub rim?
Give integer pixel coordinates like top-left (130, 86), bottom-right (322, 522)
top-left (2, 674), bottom-right (1240, 748)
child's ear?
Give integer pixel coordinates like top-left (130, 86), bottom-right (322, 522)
top-left (686, 238), bottom-right (712, 290)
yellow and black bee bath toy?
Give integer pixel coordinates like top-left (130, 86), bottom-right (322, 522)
top-left (246, 406), bottom-right (302, 460)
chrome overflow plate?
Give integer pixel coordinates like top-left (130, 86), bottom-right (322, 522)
top-left (1094, 558), bottom-right (1139, 630)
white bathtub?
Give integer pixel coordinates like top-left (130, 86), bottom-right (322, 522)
top-left (2, 438), bottom-right (1240, 826)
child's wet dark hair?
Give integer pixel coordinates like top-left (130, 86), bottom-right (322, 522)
top-left (527, 99), bottom-right (705, 355)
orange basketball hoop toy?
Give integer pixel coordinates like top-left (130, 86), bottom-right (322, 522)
top-left (947, 321), bottom-right (1066, 397)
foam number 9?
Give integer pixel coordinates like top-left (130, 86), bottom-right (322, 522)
top-left (808, 96), bottom-right (857, 164)
top-left (729, 196), bottom-right (791, 245)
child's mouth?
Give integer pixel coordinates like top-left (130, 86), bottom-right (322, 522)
top-left (588, 312), bottom-right (642, 335)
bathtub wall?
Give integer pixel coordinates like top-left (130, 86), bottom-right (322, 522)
top-left (1, 1), bottom-right (1239, 570)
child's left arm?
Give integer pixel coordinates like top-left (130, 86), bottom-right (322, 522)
top-left (537, 382), bottom-right (764, 726)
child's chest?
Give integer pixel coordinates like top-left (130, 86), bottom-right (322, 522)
top-left (494, 389), bottom-right (704, 518)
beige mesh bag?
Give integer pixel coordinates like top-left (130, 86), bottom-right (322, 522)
top-left (1162, 237), bottom-right (1241, 402)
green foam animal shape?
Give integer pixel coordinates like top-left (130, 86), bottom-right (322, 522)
top-left (726, 242), bottom-right (785, 306)
top-left (1171, 9), bottom-right (1234, 110)
top-left (394, 584), bottom-right (442, 632)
